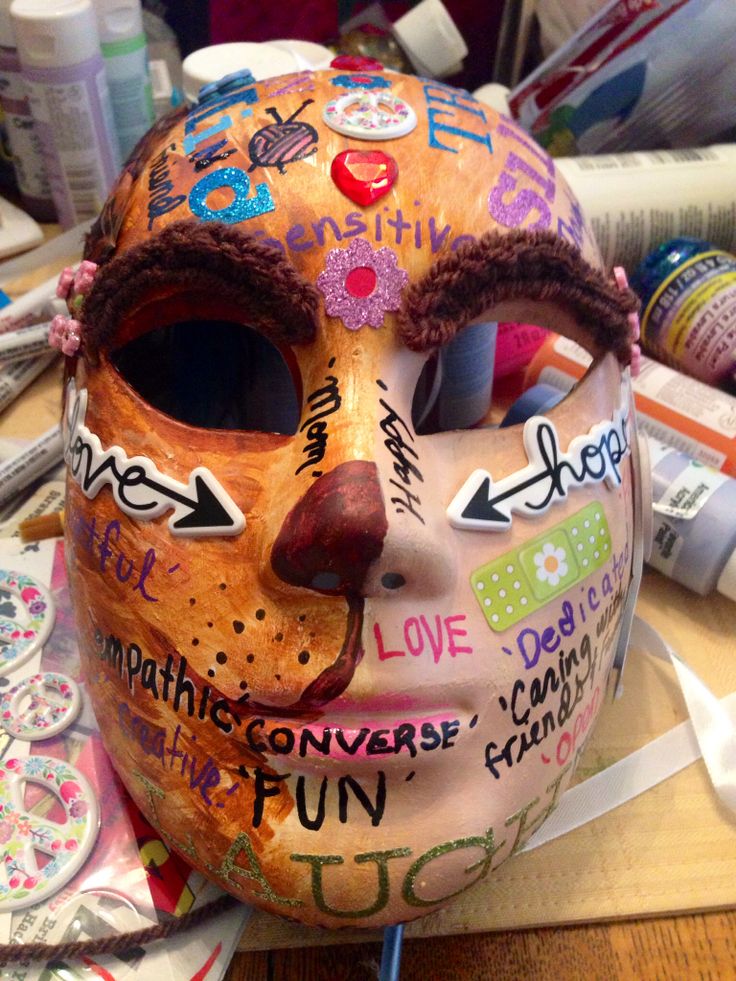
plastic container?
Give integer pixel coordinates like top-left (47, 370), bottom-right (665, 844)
top-left (494, 322), bottom-right (549, 379)
top-left (473, 83), bottom-right (511, 116)
top-left (555, 146), bottom-right (736, 271)
top-left (270, 39), bottom-right (333, 70)
top-left (647, 434), bottom-right (736, 600)
top-left (182, 42), bottom-right (297, 102)
top-left (499, 382), bottom-right (563, 427)
top-left (142, 6), bottom-right (182, 118)
top-left (92, 0), bottom-right (154, 161)
top-left (392, 0), bottom-right (467, 78)
top-left (0, 0), bottom-right (54, 219)
top-left (413, 321), bottom-right (496, 433)
top-left (10, 0), bottom-right (121, 228)
top-left (630, 237), bottom-right (736, 392)
top-left (525, 333), bottom-right (736, 477)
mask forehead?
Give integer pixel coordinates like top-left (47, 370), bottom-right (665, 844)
top-left (65, 67), bottom-right (642, 929)
top-left (92, 71), bottom-right (600, 283)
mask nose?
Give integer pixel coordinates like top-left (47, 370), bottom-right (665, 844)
top-left (271, 461), bottom-right (388, 595)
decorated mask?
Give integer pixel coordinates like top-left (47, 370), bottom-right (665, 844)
top-left (62, 67), bottom-right (643, 928)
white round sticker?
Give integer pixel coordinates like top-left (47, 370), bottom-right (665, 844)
top-left (0, 756), bottom-right (99, 911)
top-left (0, 570), bottom-right (55, 677)
top-left (0, 672), bottom-right (81, 741)
top-left (323, 90), bottom-right (417, 140)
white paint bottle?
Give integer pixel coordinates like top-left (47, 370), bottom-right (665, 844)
top-left (10, 0), bottom-right (121, 228)
top-left (647, 434), bottom-right (736, 600)
top-left (0, 0), bottom-right (54, 219)
top-left (92, 0), bottom-right (154, 161)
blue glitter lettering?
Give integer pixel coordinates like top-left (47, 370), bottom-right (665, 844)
top-left (185, 86), bottom-right (258, 132)
top-left (424, 84), bottom-right (486, 120)
top-left (189, 167), bottom-right (275, 224)
top-left (183, 115), bottom-right (232, 154)
top-left (427, 108), bottom-right (493, 155)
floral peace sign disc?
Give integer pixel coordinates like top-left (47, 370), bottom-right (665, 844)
top-left (323, 90), bottom-right (417, 140)
top-left (0, 672), bottom-right (81, 741)
top-left (0, 756), bottom-right (99, 911)
top-left (0, 570), bottom-right (54, 677)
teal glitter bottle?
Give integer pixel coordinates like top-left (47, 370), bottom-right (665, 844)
top-left (631, 237), bottom-right (736, 393)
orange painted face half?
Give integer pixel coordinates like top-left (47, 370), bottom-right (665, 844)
top-left (62, 69), bottom-right (642, 928)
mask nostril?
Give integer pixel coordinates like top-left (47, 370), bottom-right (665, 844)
top-left (310, 571), bottom-right (343, 591)
top-left (381, 572), bottom-right (406, 590)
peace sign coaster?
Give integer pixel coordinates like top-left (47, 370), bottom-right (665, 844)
top-left (0, 570), bottom-right (55, 677)
top-left (323, 90), bottom-right (417, 140)
top-left (0, 672), bottom-right (81, 741)
top-left (0, 756), bottom-right (99, 911)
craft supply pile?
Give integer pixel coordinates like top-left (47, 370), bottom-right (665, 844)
top-left (0, 0), bottom-right (732, 977)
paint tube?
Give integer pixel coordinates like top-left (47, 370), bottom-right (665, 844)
top-left (0, 272), bottom-right (64, 333)
top-left (524, 333), bottom-right (736, 476)
top-left (555, 146), bottom-right (736, 270)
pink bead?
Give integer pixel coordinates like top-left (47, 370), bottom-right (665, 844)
top-left (56, 267), bottom-right (75, 299)
top-left (74, 260), bottom-right (98, 295)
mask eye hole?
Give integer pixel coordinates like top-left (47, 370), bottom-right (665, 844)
top-left (111, 318), bottom-right (301, 434)
top-left (412, 321), bottom-right (577, 436)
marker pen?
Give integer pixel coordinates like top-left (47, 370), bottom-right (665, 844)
top-left (0, 319), bottom-right (50, 362)
top-left (0, 272), bottom-right (66, 333)
top-left (0, 351), bottom-right (56, 412)
top-left (0, 421), bottom-right (63, 506)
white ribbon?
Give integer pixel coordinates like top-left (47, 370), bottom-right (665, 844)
top-left (524, 615), bottom-right (736, 851)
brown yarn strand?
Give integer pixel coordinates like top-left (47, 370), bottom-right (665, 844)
top-left (398, 228), bottom-right (640, 363)
top-left (0, 894), bottom-right (240, 967)
top-left (81, 219), bottom-right (320, 356)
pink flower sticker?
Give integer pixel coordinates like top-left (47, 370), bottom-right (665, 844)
top-left (48, 315), bottom-right (83, 356)
top-left (316, 237), bottom-right (408, 330)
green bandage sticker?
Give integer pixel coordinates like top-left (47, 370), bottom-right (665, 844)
top-left (471, 501), bottom-right (611, 632)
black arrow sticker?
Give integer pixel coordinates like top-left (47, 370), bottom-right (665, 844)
top-left (447, 406), bottom-right (631, 532)
top-left (63, 383), bottom-right (245, 537)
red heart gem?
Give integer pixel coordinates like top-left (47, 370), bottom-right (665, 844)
top-left (330, 55), bottom-right (383, 72)
top-left (331, 149), bottom-right (398, 206)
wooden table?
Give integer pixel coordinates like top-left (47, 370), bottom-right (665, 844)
top-left (3, 307), bottom-right (735, 981)
top-left (225, 910), bottom-right (736, 979)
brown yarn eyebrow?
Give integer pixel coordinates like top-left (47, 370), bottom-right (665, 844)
top-left (81, 219), bottom-right (319, 356)
top-left (397, 228), bottom-right (640, 363)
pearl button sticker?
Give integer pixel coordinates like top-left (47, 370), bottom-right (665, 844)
top-left (0, 756), bottom-right (99, 911)
top-left (0, 570), bottom-right (54, 677)
top-left (0, 672), bottom-right (81, 741)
